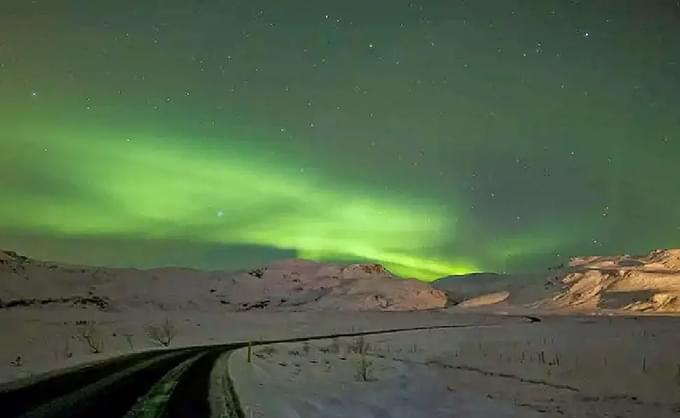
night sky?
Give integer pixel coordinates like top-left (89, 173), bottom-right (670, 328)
top-left (1, 1), bottom-right (679, 280)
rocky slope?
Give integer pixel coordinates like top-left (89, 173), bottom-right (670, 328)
top-left (435, 249), bottom-right (680, 314)
top-left (549, 249), bottom-right (680, 313)
top-left (0, 250), bottom-right (446, 312)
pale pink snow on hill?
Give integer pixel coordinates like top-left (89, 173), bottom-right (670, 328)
top-left (0, 251), bottom-right (446, 312)
top-left (230, 260), bottom-right (446, 311)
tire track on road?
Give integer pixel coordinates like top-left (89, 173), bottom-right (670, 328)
top-left (0, 350), bottom-right (169, 417)
top-left (124, 352), bottom-right (207, 418)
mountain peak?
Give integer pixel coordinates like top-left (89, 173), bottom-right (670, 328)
top-left (340, 263), bottom-right (391, 279)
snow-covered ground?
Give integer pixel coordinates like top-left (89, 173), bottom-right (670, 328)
top-left (4, 248), bottom-right (680, 417)
top-left (0, 307), bottom-right (484, 384)
top-left (231, 315), bottom-right (680, 418)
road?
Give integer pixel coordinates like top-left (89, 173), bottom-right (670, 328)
top-left (0, 318), bottom-right (538, 418)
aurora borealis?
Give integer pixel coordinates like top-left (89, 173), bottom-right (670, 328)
top-left (1, 1), bottom-right (679, 280)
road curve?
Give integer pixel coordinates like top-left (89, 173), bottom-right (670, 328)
top-left (0, 317), bottom-right (537, 418)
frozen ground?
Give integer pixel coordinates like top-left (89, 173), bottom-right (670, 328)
top-left (3, 249), bottom-right (680, 417)
top-left (0, 307), bottom-right (489, 384)
top-left (231, 315), bottom-right (680, 418)
top-left (3, 305), bottom-right (680, 417)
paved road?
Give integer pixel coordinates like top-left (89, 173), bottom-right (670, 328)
top-left (0, 318), bottom-right (538, 418)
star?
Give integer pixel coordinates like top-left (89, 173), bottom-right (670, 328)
top-left (1, 0), bottom-right (679, 280)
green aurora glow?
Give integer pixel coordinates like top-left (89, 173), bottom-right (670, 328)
top-left (1, 1), bottom-right (679, 279)
top-left (2, 124), bottom-right (479, 279)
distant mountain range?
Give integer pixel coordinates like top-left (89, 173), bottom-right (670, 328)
top-left (0, 251), bottom-right (446, 312)
top-left (3, 248), bottom-right (679, 314)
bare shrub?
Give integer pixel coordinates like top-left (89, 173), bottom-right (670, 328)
top-left (78, 322), bottom-right (104, 353)
top-left (256, 345), bottom-right (277, 357)
top-left (61, 335), bottom-right (73, 359)
top-left (348, 336), bottom-right (374, 382)
top-left (122, 333), bottom-right (135, 350)
top-left (321, 338), bottom-right (341, 354)
top-left (350, 336), bottom-right (370, 354)
top-left (355, 350), bottom-right (373, 382)
top-left (145, 319), bottom-right (177, 347)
